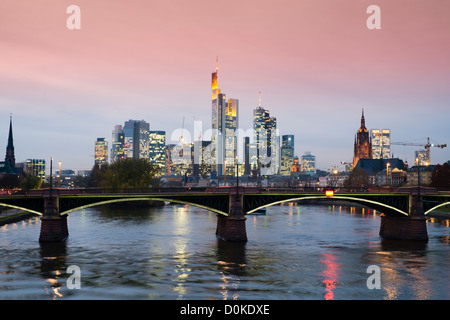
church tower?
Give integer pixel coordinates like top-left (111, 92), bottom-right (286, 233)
top-left (5, 115), bottom-right (15, 169)
top-left (353, 109), bottom-right (372, 167)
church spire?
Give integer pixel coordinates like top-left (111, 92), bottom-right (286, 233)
top-left (5, 114), bottom-right (15, 169)
top-left (361, 108), bottom-right (366, 129)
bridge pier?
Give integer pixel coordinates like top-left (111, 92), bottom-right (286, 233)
top-left (216, 192), bottom-right (247, 242)
top-left (379, 195), bottom-right (428, 242)
top-left (39, 196), bottom-right (68, 242)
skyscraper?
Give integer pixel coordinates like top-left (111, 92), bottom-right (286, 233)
top-left (25, 159), bottom-right (46, 179)
top-left (94, 138), bottom-right (108, 168)
top-left (149, 130), bottom-right (166, 175)
top-left (353, 109), bottom-right (372, 167)
top-left (111, 125), bottom-right (125, 163)
top-left (124, 119), bottom-right (150, 160)
top-left (281, 135), bottom-right (294, 175)
top-left (371, 129), bottom-right (391, 159)
top-left (301, 152), bottom-right (316, 174)
top-left (211, 58), bottom-right (239, 176)
top-left (253, 92), bottom-right (279, 175)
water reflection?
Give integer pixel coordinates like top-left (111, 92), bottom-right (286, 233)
top-left (172, 205), bottom-right (191, 299)
top-left (320, 253), bottom-right (340, 300)
top-left (1, 203), bottom-right (449, 300)
top-left (378, 239), bottom-right (431, 300)
top-left (39, 242), bottom-right (67, 299)
top-left (216, 242), bottom-right (247, 300)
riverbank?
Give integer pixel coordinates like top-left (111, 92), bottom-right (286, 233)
top-left (0, 211), bottom-right (38, 226)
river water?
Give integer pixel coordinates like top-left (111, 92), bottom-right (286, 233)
top-left (0, 203), bottom-right (449, 300)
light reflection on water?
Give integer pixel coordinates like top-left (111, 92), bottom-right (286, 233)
top-left (0, 203), bottom-right (449, 300)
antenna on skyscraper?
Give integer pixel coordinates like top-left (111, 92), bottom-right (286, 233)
top-left (259, 91), bottom-right (261, 108)
top-left (216, 56), bottom-right (219, 73)
top-left (179, 116), bottom-right (185, 157)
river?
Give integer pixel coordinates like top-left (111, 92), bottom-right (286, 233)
top-left (0, 203), bottom-right (449, 300)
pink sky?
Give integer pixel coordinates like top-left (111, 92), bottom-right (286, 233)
top-left (1, 0), bottom-right (449, 171)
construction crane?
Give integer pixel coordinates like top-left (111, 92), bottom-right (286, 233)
top-left (391, 137), bottom-right (447, 165)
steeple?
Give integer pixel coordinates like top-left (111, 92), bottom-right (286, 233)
top-left (360, 108), bottom-right (366, 129)
top-left (5, 114), bottom-right (15, 169)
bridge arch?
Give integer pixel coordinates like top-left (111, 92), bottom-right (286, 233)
top-left (245, 195), bottom-right (409, 216)
top-left (59, 197), bottom-right (229, 216)
top-left (425, 201), bottom-right (450, 215)
top-left (0, 203), bottom-right (42, 216)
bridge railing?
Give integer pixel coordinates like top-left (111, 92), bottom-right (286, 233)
top-left (9, 185), bottom-right (447, 196)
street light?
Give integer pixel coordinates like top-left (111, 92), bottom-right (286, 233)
top-left (416, 157), bottom-right (421, 198)
top-left (59, 161), bottom-right (62, 188)
top-left (235, 156), bottom-right (239, 199)
top-left (386, 163), bottom-right (390, 186)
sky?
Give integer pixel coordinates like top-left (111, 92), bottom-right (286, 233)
top-left (0, 0), bottom-right (449, 173)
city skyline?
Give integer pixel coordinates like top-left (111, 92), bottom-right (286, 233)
top-left (1, 1), bottom-right (449, 172)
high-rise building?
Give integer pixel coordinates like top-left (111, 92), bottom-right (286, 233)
top-left (25, 159), bottom-right (46, 178)
top-left (281, 135), bottom-right (294, 175)
top-left (371, 129), bottom-right (391, 159)
top-left (353, 109), bottom-right (372, 167)
top-left (253, 92), bottom-right (279, 175)
top-left (211, 58), bottom-right (239, 176)
top-left (166, 143), bottom-right (193, 176)
top-left (415, 150), bottom-right (428, 166)
top-left (111, 125), bottom-right (125, 163)
top-left (301, 152), bottom-right (316, 174)
top-left (94, 138), bottom-right (108, 168)
top-left (193, 140), bottom-right (212, 178)
top-left (224, 98), bottom-right (238, 176)
top-left (149, 130), bottom-right (166, 175)
top-left (124, 119), bottom-right (150, 160)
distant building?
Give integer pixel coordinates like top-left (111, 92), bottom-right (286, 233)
top-left (353, 109), bottom-right (372, 167)
top-left (407, 165), bottom-right (435, 186)
top-left (301, 152), bottom-right (316, 175)
top-left (0, 116), bottom-right (17, 174)
top-left (253, 92), bottom-right (279, 175)
top-left (124, 119), bottom-right (150, 160)
top-left (94, 138), bottom-right (108, 168)
top-left (355, 158), bottom-right (407, 186)
top-left (291, 156), bottom-right (301, 173)
top-left (149, 130), bottom-right (166, 175)
top-left (26, 159), bottom-right (46, 179)
top-left (111, 125), bottom-right (125, 162)
top-left (371, 129), bottom-right (391, 159)
top-left (211, 59), bottom-right (239, 176)
top-left (194, 140), bottom-right (212, 178)
top-left (415, 150), bottom-right (429, 166)
top-left (280, 135), bottom-right (294, 175)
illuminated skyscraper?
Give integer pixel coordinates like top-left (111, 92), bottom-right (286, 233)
top-left (111, 125), bottom-right (125, 162)
top-left (124, 119), bottom-right (150, 160)
top-left (149, 130), bottom-right (166, 175)
top-left (281, 135), bottom-right (294, 175)
top-left (211, 58), bottom-right (239, 176)
top-left (26, 159), bottom-right (46, 179)
top-left (301, 152), bottom-right (316, 174)
top-left (95, 138), bottom-right (108, 168)
top-left (371, 129), bottom-right (391, 159)
top-left (253, 92), bottom-right (279, 175)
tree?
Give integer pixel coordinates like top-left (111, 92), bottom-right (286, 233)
top-left (92, 158), bottom-right (159, 190)
top-left (430, 163), bottom-right (450, 189)
top-left (20, 174), bottom-right (42, 190)
top-left (344, 167), bottom-right (370, 188)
